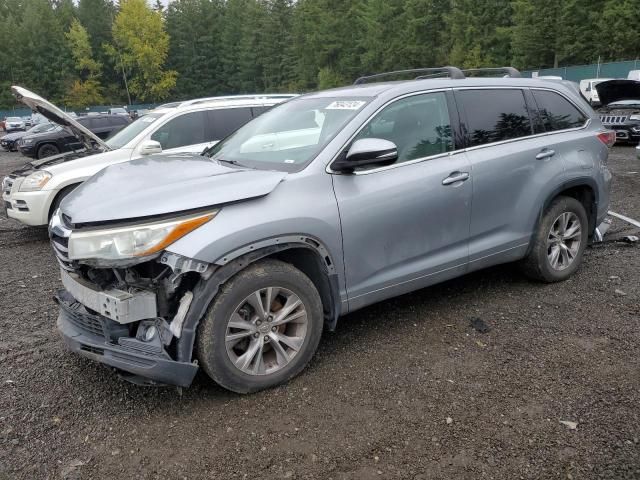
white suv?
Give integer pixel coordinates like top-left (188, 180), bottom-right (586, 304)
top-left (2, 87), bottom-right (296, 226)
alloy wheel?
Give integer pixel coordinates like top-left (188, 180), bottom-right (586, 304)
top-left (547, 212), bottom-right (582, 271)
top-left (225, 287), bottom-right (308, 376)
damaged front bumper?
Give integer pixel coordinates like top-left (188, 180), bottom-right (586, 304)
top-left (56, 289), bottom-right (198, 387)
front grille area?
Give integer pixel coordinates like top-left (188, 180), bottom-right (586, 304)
top-left (51, 233), bottom-right (76, 272)
top-left (600, 115), bottom-right (628, 125)
top-left (57, 291), bottom-right (105, 338)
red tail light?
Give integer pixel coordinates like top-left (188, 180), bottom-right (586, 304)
top-left (597, 130), bottom-right (616, 148)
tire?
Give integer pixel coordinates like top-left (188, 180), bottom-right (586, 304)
top-left (37, 143), bottom-right (59, 159)
top-left (196, 259), bottom-right (324, 394)
top-left (521, 196), bottom-right (589, 282)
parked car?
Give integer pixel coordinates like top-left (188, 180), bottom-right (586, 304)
top-left (108, 107), bottom-right (129, 116)
top-left (1, 122), bottom-right (55, 151)
top-left (47, 66), bottom-right (613, 393)
top-left (596, 79), bottom-right (640, 144)
top-left (17, 113), bottom-right (130, 159)
top-left (4, 116), bottom-right (25, 132)
top-left (579, 78), bottom-right (615, 106)
top-left (3, 86), bottom-right (296, 226)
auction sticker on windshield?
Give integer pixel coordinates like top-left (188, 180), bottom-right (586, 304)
top-left (326, 100), bottom-right (366, 110)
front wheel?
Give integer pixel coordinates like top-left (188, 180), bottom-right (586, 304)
top-left (521, 196), bottom-right (589, 282)
top-left (196, 259), bottom-right (324, 394)
top-left (37, 143), bottom-right (59, 159)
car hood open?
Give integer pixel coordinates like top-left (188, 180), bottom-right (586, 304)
top-left (60, 153), bottom-right (287, 224)
top-left (595, 79), bottom-right (640, 106)
top-left (11, 86), bottom-right (111, 152)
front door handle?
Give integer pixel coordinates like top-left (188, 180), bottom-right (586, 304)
top-left (536, 149), bottom-right (555, 160)
top-left (442, 171), bottom-right (470, 186)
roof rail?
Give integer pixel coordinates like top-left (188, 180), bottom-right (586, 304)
top-left (156, 94), bottom-right (298, 110)
top-left (354, 66), bottom-right (465, 85)
top-left (461, 67), bottom-right (522, 78)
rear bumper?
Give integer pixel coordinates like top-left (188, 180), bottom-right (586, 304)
top-left (56, 291), bottom-right (198, 387)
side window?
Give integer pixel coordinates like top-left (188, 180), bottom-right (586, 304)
top-left (532, 90), bottom-right (588, 131)
top-left (251, 105), bottom-right (273, 117)
top-left (206, 107), bottom-right (253, 140)
top-left (353, 92), bottom-right (454, 164)
top-left (110, 116), bottom-right (128, 126)
top-left (77, 117), bottom-right (93, 129)
top-left (457, 89), bottom-right (533, 147)
top-left (151, 111), bottom-right (206, 150)
top-left (90, 117), bottom-right (111, 129)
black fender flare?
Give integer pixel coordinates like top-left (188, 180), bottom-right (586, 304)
top-left (176, 239), bottom-right (341, 363)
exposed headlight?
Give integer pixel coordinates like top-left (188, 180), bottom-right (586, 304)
top-left (68, 211), bottom-right (218, 261)
top-left (629, 115), bottom-right (640, 121)
top-left (23, 138), bottom-right (33, 144)
top-left (19, 171), bottom-right (52, 192)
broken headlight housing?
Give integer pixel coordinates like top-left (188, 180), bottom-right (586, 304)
top-left (67, 211), bottom-right (217, 261)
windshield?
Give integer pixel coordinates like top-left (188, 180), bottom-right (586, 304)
top-left (207, 97), bottom-right (371, 172)
top-left (7, 117), bottom-right (21, 122)
top-left (105, 113), bottom-right (163, 149)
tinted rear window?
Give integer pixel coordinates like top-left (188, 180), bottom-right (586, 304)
top-left (89, 117), bottom-right (111, 128)
top-left (207, 107), bottom-right (253, 140)
top-left (457, 89), bottom-right (533, 147)
top-left (110, 116), bottom-right (129, 125)
top-left (532, 90), bottom-right (588, 132)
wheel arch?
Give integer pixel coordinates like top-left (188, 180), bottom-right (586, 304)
top-left (175, 238), bottom-right (342, 364)
top-left (542, 178), bottom-right (598, 235)
top-left (47, 182), bottom-right (82, 220)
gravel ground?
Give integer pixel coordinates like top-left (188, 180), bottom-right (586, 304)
top-left (0, 146), bottom-right (638, 480)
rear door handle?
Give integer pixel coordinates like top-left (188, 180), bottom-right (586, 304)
top-left (442, 171), bottom-right (470, 186)
top-left (536, 149), bottom-right (555, 160)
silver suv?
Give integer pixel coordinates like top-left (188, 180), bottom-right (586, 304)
top-left (49, 67), bottom-right (613, 393)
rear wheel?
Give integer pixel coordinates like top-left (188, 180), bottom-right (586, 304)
top-left (197, 259), bottom-right (324, 394)
top-left (37, 143), bottom-right (59, 159)
top-left (521, 196), bottom-right (588, 282)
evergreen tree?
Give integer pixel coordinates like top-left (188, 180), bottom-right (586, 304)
top-left (166, 0), bottom-right (225, 98)
top-left (13, 0), bottom-right (73, 103)
top-left (597, 0), bottom-right (640, 62)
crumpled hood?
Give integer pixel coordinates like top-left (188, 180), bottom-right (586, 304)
top-left (595, 79), bottom-right (640, 106)
top-left (11, 85), bottom-right (110, 152)
top-left (61, 153), bottom-right (287, 224)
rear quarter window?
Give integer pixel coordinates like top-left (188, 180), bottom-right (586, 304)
top-left (457, 89), bottom-right (533, 147)
top-left (532, 90), bottom-right (588, 131)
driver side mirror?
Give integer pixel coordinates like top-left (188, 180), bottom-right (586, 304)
top-left (139, 140), bottom-right (162, 156)
top-left (331, 138), bottom-right (398, 173)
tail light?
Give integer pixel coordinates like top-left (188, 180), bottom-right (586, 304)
top-left (597, 130), bottom-right (616, 148)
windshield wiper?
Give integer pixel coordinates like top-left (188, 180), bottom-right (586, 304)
top-left (216, 158), bottom-right (249, 168)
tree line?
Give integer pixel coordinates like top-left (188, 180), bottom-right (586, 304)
top-left (0, 0), bottom-right (639, 109)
